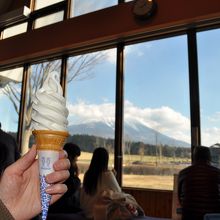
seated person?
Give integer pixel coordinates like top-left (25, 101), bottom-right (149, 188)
top-left (49, 143), bottom-right (81, 214)
top-left (80, 147), bottom-right (121, 219)
top-left (0, 122), bottom-right (20, 175)
top-left (178, 146), bottom-right (220, 220)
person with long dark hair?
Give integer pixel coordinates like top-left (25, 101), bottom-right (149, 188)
top-left (80, 147), bottom-right (121, 219)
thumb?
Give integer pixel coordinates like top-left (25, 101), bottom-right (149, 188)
top-left (11, 145), bottom-right (37, 175)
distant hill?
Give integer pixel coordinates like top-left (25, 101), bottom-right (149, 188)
top-left (68, 121), bottom-right (190, 147)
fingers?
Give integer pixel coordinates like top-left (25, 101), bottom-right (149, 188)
top-left (46, 154), bottom-right (70, 185)
top-left (46, 184), bottom-right (68, 205)
top-left (53, 157), bottom-right (70, 171)
top-left (46, 170), bottom-right (70, 184)
top-left (59, 150), bottom-right (68, 159)
top-left (50, 192), bottom-right (67, 205)
top-left (10, 145), bottom-right (37, 175)
top-left (46, 183), bottom-right (67, 194)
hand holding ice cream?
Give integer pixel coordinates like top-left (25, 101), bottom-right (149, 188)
top-left (31, 71), bottom-right (69, 220)
top-left (0, 145), bottom-right (70, 220)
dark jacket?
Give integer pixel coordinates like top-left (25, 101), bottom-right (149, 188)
top-left (0, 199), bottom-right (14, 220)
top-left (0, 129), bottom-right (20, 174)
top-left (178, 162), bottom-right (220, 220)
top-left (49, 166), bottom-right (81, 213)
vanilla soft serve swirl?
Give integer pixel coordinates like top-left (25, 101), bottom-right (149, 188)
top-left (32, 71), bottom-right (68, 131)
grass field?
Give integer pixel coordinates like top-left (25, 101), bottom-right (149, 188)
top-left (79, 173), bottom-right (174, 190)
top-left (78, 151), bottom-right (190, 190)
top-left (79, 151), bottom-right (190, 166)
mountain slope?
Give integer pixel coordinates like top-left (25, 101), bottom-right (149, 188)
top-left (68, 121), bottom-right (190, 147)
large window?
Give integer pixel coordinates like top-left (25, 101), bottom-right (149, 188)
top-left (21, 60), bottom-right (62, 154)
top-left (66, 49), bottom-right (116, 181)
top-left (71, 0), bottom-right (117, 17)
top-left (198, 28), bottom-right (220, 166)
top-left (2, 0), bottom-right (220, 193)
top-left (123, 36), bottom-right (191, 190)
top-left (0, 68), bottom-right (23, 139)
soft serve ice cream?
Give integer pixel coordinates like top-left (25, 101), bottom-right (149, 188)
top-left (32, 71), bottom-right (68, 131)
top-left (31, 71), bottom-right (69, 220)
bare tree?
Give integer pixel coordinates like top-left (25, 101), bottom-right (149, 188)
top-left (2, 52), bottom-right (106, 154)
top-left (138, 142), bottom-right (145, 162)
top-left (124, 134), bottom-right (133, 164)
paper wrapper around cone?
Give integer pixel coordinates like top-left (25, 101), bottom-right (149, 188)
top-left (32, 130), bottom-right (69, 220)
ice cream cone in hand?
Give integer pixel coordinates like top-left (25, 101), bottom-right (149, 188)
top-left (31, 71), bottom-right (69, 220)
top-left (33, 130), bottom-right (69, 220)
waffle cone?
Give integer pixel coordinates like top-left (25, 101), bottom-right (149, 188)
top-left (32, 130), bottom-right (69, 151)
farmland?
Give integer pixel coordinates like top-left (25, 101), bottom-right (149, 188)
top-left (78, 151), bottom-right (190, 190)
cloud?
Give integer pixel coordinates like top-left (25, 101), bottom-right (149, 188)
top-left (67, 100), bottom-right (191, 143)
top-left (199, 112), bottom-right (220, 146)
top-left (208, 112), bottom-right (220, 122)
top-left (67, 100), bottom-right (115, 125)
top-left (103, 43), bottom-right (152, 64)
top-left (124, 101), bottom-right (190, 143)
top-left (201, 127), bottom-right (220, 147)
top-left (0, 88), bottom-right (5, 98)
top-left (125, 44), bottom-right (152, 57)
top-left (74, 1), bottom-right (114, 16)
top-left (104, 49), bottom-right (116, 64)
top-left (67, 101), bottom-right (220, 146)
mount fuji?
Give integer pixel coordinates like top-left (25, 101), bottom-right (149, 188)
top-left (68, 120), bottom-right (190, 147)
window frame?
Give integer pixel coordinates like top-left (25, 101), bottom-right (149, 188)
top-left (1, 0), bottom-right (220, 190)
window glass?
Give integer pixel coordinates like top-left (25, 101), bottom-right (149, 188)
top-left (0, 67), bottom-right (23, 139)
top-left (21, 60), bottom-right (61, 154)
top-left (197, 28), bottom-right (220, 167)
top-left (2, 23), bottom-right (27, 39)
top-left (34, 11), bottom-right (64, 29)
top-left (71, 0), bottom-right (117, 17)
top-left (66, 49), bottom-right (116, 182)
top-left (123, 36), bottom-right (191, 190)
top-left (34, 0), bottom-right (64, 10)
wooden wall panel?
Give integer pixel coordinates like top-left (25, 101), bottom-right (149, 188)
top-left (123, 187), bottom-right (173, 218)
top-left (1, 0), bottom-right (220, 68)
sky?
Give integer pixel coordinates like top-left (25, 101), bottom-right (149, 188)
top-left (66, 30), bottom-right (220, 147)
top-left (0, 2), bottom-right (220, 147)
top-left (66, 36), bottom-right (191, 145)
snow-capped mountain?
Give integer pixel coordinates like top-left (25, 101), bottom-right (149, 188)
top-left (68, 121), bottom-right (190, 147)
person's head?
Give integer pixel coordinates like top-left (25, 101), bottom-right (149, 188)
top-left (193, 146), bottom-right (211, 164)
top-left (90, 147), bottom-right (109, 172)
top-left (63, 142), bottom-right (81, 164)
top-left (83, 147), bottom-right (109, 195)
top-left (0, 122), bottom-right (1, 129)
